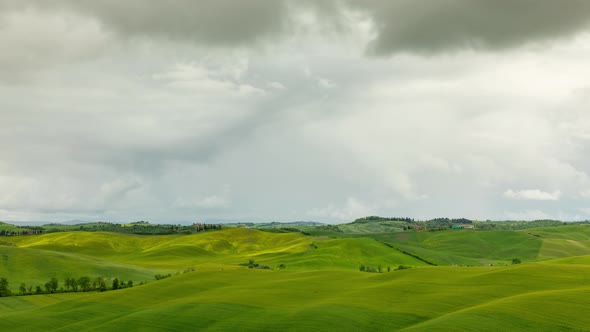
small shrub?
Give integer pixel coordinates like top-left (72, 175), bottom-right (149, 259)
top-left (241, 260), bottom-right (272, 270)
top-left (154, 273), bottom-right (172, 280)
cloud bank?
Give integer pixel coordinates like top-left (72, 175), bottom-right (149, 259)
top-left (1, 1), bottom-right (590, 223)
top-left (504, 189), bottom-right (562, 201)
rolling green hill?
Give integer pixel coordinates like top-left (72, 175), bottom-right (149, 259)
top-left (0, 222), bottom-right (20, 232)
top-left (0, 264), bottom-right (588, 331)
top-left (1, 225), bottom-right (589, 330)
top-left (0, 245), bottom-right (157, 291)
top-left (368, 225), bottom-right (590, 266)
top-left (6, 228), bottom-right (427, 271)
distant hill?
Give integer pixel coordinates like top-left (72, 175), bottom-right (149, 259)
top-left (1, 221), bottom-right (49, 226)
top-left (225, 221), bottom-right (326, 228)
top-left (60, 220), bottom-right (95, 225)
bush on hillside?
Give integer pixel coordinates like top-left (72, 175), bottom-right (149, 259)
top-left (395, 265), bottom-right (412, 271)
top-left (240, 259), bottom-right (272, 270)
top-left (155, 273), bottom-right (172, 280)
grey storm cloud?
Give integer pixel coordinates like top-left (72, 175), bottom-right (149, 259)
top-left (64, 0), bottom-right (590, 53)
top-left (2, 0), bottom-right (289, 45)
top-left (4, 0), bottom-right (590, 54)
top-left (72, 0), bottom-right (289, 45)
top-left (0, 0), bottom-right (290, 81)
top-left (348, 0), bottom-right (590, 54)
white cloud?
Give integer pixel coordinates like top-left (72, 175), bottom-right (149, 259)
top-left (307, 197), bottom-right (373, 221)
top-left (174, 195), bottom-right (231, 209)
top-left (504, 209), bottom-right (553, 221)
top-left (173, 185), bottom-right (232, 210)
top-left (99, 177), bottom-right (142, 203)
top-left (0, 175), bottom-right (91, 212)
top-left (503, 189), bottom-right (562, 201)
top-left (268, 81), bottom-right (286, 89)
top-left (317, 77), bottom-right (335, 88)
top-left (153, 62), bottom-right (265, 96)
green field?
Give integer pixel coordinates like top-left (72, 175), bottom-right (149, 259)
top-left (1, 224), bottom-right (589, 331)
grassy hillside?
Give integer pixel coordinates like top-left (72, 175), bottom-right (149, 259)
top-left (526, 226), bottom-right (590, 260)
top-left (2, 226), bottom-right (590, 330)
top-left (0, 222), bottom-right (20, 232)
top-left (367, 225), bottom-right (590, 266)
top-left (0, 245), bottom-right (157, 291)
top-left (370, 230), bottom-right (541, 266)
top-left (1, 228), bottom-right (428, 292)
top-left (7, 229), bottom-right (426, 271)
top-left (0, 264), bottom-right (588, 331)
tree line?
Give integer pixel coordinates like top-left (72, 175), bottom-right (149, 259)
top-left (0, 228), bottom-right (43, 236)
top-left (354, 216), bottom-right (416, 223)
top-left (352, 216), bottom-right (590, 231)
top-left (0, 270), bottom-right (198, 298)
top-left (0, 276), bottom-right (135, 297)
top-left (0, 221), bottom-right (223, 237)
top-left (359, 265), bottom-right (411, 273)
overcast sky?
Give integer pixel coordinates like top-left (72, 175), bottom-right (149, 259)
top-left (2, 1), bottom-right (590, 223)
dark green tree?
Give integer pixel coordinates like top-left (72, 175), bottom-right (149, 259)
top-left (78, 276), bottom-right (91, 292)
top-left (0, 277), bottom-right (11, 297)
top-left (64, 277), bottom-right (78, 292)
top-left (97, 277), bottom-right (107, 292)
top-left (48, 277), bottom-right (58, 293)
top-left (512, 258), bottom-right (522, 264)
top-left (112, 278), bottom-right (119, 290)
top-left (44, 277), bottom-right (59, 293)
top-left (70, 278), bottom-right (78, 292)
top-left (19, 283), bottom-right (26, 295)
top-left (127, 280), bottom-right (133, 288)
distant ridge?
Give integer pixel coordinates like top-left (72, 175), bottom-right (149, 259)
top-left (59, 220), bottom-right (96, 225)
top-left (2, 221), bottom-right (49, 226)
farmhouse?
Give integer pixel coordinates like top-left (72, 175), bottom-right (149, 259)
top-left (452, 225), bottom-right (475, 230)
